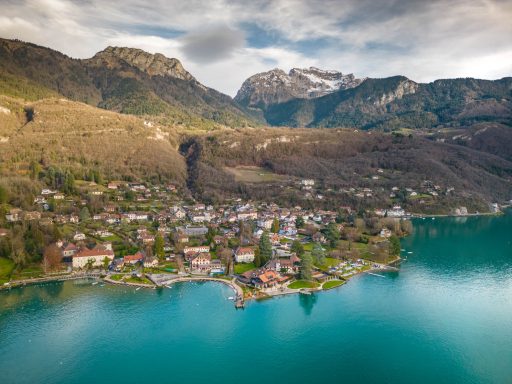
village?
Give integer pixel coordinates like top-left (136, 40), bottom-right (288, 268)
top-left (0, 178), bottom-right (414, 301)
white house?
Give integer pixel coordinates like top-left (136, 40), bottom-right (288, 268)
top-left (235, 247), bottom-right (255, 263)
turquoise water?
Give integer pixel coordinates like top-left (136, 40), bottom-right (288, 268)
top-left (1, 213), bottom-right (512, 384)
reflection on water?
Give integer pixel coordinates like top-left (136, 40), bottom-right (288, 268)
top-left (298, 292), bottom-right (318, 315)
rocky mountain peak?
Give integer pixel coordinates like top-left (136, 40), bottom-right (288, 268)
top-left (235, 66), bottom-right (365, 108)
top-left (87, 46), bottom-right (194, 81)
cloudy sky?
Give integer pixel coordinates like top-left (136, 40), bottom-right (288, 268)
top-left (1, 0), bottom-right (511, 96)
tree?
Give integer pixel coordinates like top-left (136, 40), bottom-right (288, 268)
top-left (154, 234), bottom-right (165, 261)
top-left (299, 253), bottom-right (313, 280)
top-left (258, 231), bottom-right (272, 265)
top-left (29, 160), bottom-right (41, 180)
top-left (43, 244), bottom-right (62, 272)
top-left (102, 256), bottom-right (111, 270)
top-left (0, 185), bottom-right (8, 204)
top-left (324, 223), bottom-right (340, 248)
top-left (295, 216), bottom-right (305, 228)
top-left (389, 235), bottom-right (401, 257)
top-left (271, 218), bottom-right (280, 233)
top-left (253, 248), bottom-right (262, 267)
top-left (291, 240), bottom-right (305, 257)
top-left (311, 242), bottom-right (325, 266)
top-left (218, 247), bottom-right (233, 275)
top-left (80, 206), bottom-right (91, 221)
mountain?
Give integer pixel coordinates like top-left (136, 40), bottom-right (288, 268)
top-left (236, 70), bottom-right (512, 130)
top-left (235, 67), bottom-right (364, 109)
top-left (0, 38), bottom-right (258, 128)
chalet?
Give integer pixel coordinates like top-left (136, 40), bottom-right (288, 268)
top-left (176, 234), bottom-right (189, 244)
top-left (61, 242), bottom-right (78, 258)
top-left (72, 245), bottom-right (114, 269)
top-left (23, 211), bottom-right (41, 221)
top-left (190, 252), bottom-right (211, 272)
top-left (252, 270), bottom-right (280, 289)
top-left (123, 252), bottom-right (144, 265)
top-left (53, 193), bottom-right (65, 200)
top-left (265, 254), bottom-right (300, 274)
top-left (235, 247), bottom-right (255, 263)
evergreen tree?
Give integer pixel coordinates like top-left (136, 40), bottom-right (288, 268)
top-left (291, 240), bottom-right (305, 257)
top-left (253, 248), bottom-right (262, 267)
top-left (389, 235), bottom-right (401, 257)
top-left (295, 216), bottom-right (305, 228)
top-left (299, 253), bottom-right (313, 280)
top-left (258, 231), bottom-right (272, 265)
top-left (271, 218), bottom-right (280, 233)
top-left (324, 222), bottom-right (340, 248)
top-left (80, 206), bottom-right (91, 221)
top-left (154, 234), bottom-right (165, 261)
top-left (311, 242), bottom-right (326, 266)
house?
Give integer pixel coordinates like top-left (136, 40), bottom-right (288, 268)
top-left (210, 259), bottom-right (225, 275)
top-left (176, 226), bottom-right (208, 237)
top-left (73, 232), bottom-right (86, 241)
top-left (61, 243), bottom-right (78, 261)
top-left (184, 246), bottom-right (210, 259)
top-left (312, 232), bottom-right (326, 243)
top-left (0, 228), bottom-right (8, 237)
top-left (237, 211), bottom-right (258, 221)
top-left (72, 245), bottom-right (114, 269)
top-left (53, 193), bottom-right (65, 200)
top-left (190, 252), bottom-right (211, 272)
top-left (379, 228), bottom-right (392, 238)
top-left (123, 252), bottom-right (144, 265)
top-left (235, 247), bottom-right (255, 263)
top-left (252, 270), bottom-right (280, 289)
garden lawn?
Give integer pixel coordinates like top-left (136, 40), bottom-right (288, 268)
top-left (234, 263), bottom-right (256, 274)
top-left (0, 257), bottom-right (15, 284)
top-left (288, 280), bottom-right (320, 289)
top-left (323, 280), bottom-right (345, 290)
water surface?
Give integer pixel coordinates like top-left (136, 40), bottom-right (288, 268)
top-left (1, 213), bottom-right (511, 384)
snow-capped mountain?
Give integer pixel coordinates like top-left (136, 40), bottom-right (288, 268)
top-left (235, 67), bottom-right (365, 109)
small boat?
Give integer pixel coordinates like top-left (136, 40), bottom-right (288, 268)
top-left (92, 282), bottom-right (98, 286)
top-left (135, 287), bottom-right (141, 291)
top-left (407, 251), bottom-right (413, 254)
top-left (368, 272), bottom-right (386, 278)
top-left (227, 296), bottom-right (235, 300)
top-left (299, 289), bottom-right (312, 295)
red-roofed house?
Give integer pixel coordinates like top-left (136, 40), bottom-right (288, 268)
top-left (72, 245), bottom-right (114, 269)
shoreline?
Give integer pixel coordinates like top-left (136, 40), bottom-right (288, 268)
top-left (1, 259), bottom-right (402, 302)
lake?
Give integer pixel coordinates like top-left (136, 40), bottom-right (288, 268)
top-left (1, 212), bottom-right (511, 384)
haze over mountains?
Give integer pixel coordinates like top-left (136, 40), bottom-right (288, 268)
top-left (0, 38), bottom-right (511, 212)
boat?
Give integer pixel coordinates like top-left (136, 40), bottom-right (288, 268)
top-left (299, 289), bottom-right (312, 295)
top-left (227, 296), bottom-right (235, 300)
top-left (135, 287), bottom-right (141, 291)
top-left (368, 272), bottom-right (386, 278)
top-left (92, 282), bottom-right (98, 286)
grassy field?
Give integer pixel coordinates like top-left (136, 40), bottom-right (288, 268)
top-left (234, 262), bottom-right (256, 274)
top-left (288, 280), bottom-right (320, 289)
top-left (125, 276), bottom-right (153, 285)
top-left (224, 166), bottom-right (287, 183)
top-left (322, 280), bottom-right (345, 290)
top-left (10, 264), bottom-right (44, 280)
top-left (0, 257), bottom-right (15, 284)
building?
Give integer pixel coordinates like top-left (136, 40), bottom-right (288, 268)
top-left (123, 252), bottom-right (144, 265)
top-left (72, 245), bottom-right (114, 269)
top-left (235, 247), bottom-right (255, 263)
top-left (190, 252), bottom-right (211, 272)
